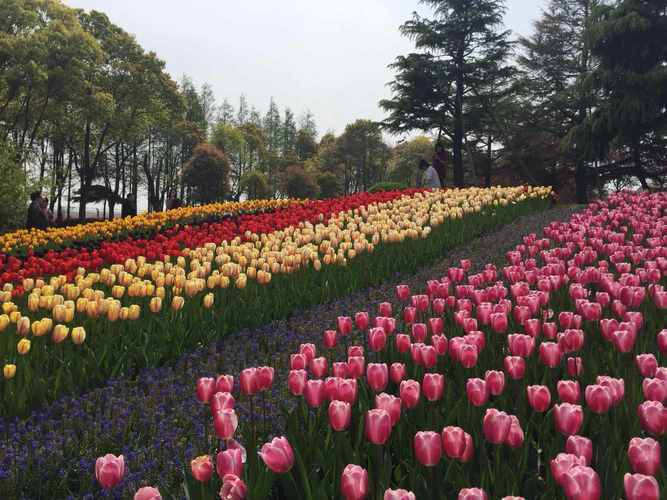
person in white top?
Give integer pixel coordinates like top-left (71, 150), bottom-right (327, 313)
top-left (419, 159), bottom-right (442, 189)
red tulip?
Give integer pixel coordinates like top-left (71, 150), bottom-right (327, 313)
top-left (214, 409), bottom-right (238, 440)
top-left (396, 285), bottom-right (411, 301)
top-left (458, 487), bottom-right (487, 500)
top-left (369, 328), bottom-right (387, 352)
top-left (365, 409), bottom-right (392, 445)
top-left (220, 474), bottom-right (247, 500)
top-left (341, 464), bottom-right (368, 500)
top-left (355, 312), bottom-right (370, 331)
top-left (259, 436), bottom-right (294, 473)
top-left (414, 431), bottom-right (442, 466)
top-left (490, 312), bottom-right (508, 333)
top-left (333, 362), bottom-right (349, 378)
top-left (190, 455), bottom-right (213, 482)
top-left (505, 415), bottom-right (524, 448)
top-left (400, 380), bottom-right (421, 409)
top-left (504, 356), bottom-right (526, 380)
top-left (384, 489), bottom-right (416, 500)
top-left (378, 302), bottom-right (392, 317)
top-left (366, 363), bottom-right (389, 392)
top-left (215, 374), bottom-right (234, 393)
top-left (304, 379), bottom-right (325, 408)
top-left (643, 378), bottom-right (667, 402)
top-left (337, 316), bottom-right (353, 336)
top-left (240, 368), bottom-right (259, 396)
top-left (466, 378), bottom-right (489, 407)
top-left (628, 437), bottom-right (661, 475)
top-left (328, 400), bottom-right (352, 431)
top-left (553, 403), bottom-right (584, 436)
top-left (323, 329), bottom-right (337, 348)
top-left (550, 453), bottom-right (586, 486)
top-left (431, 334), bottom-right (448, 355)
top-left (211, 392), bottom-right (236, 413)
top-left (411, 323), bottom-right (427, 342)
top-left (561, 465), bottom-right (601, 500)
top-left (348, 356), bottom-right (365, 378)
top-left (539, 342), bottom-right (563, 367)
top-left (567, 357), bottom-right (584, 377)
top-left (624, 473), bottom-right (660, 500)
top-left (290, 353), bottom-right (307, 370)
top-left (482, 408), bottom-right (511, 444)
top-left (196, 377), bottom-right (216, 404)
top-left (484, 370), bottom-right (505, 396)
top-left (95, 453), bottom-right (125, 489)
top-left (375, 393), bottom-right (402, 426)
top-left (638, 401), bottom-right (667, 436)
top-left (423, 373), bottom-right (445, 401)
top-left (459, 344), bottom-right (479, 368)
top-left (217, 448), bottom-right (244, 479)
top-left (288, 370), bottom-right (307, 396)
top-left (527, 385), bottom-right (551, 412)
top-left (310, 357), bottom-right (328, 378)
top-left (566, 435), bottom-right (593, 465)
top-left (257, 366), bottom-right (274, 390)
top-left (557, 380), bottom-right (581, 404)
top-left (389, 362), bottom-right (406, 384)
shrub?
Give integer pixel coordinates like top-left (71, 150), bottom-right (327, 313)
top-left (183, 143), bottom-right (230, 204)
top-left (317, 171), bottom-right (342, 199)
top-left (283, 165), bottom-right (319, 199)
top-left (239, 171), bottom-right (271, 200)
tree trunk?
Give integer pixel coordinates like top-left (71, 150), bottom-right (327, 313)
top-left (485, 135), bottom-right (492, 188)
top-left (453, 50), bottom-right (465, 188)
top-left (79, 120), bottom-right (91, 220)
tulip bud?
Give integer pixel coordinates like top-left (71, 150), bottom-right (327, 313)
top-left (458, 488), bottom-right (487, 500)
top-left (628, 437), bottom-right (661, 476)
top-left (259, 436), bottom-right (294, 473)
top-left (526, 385), bottom-right (551, 412)
top-left (553, 403), bottom-right (584, 436)
top-left (423, 373), bottom-right (445, 402)
top-left (399, 379), bottom-right (421, 409)
top-left (95, 453), bottom-right (125, 489)
top-left (3, 364), bottom-right (16, 379)
top-left (566, 435), bottom-right (593, 465)
top-left (341, 464), bottom-right (368, 500)
top-left (216, 448), bottom-right (243, 479)
top-left (71, 326), bottom-right (86, 345)
top-left (466, 378), bottom-right (488, 407)
top-left (190, 455), bottom-right (213, 482)
top-left (624, 473), bottom-right (660, 500)
top-left (213, 409), bottom-right (238, 440)
top-left (329, 400), bottom-right (352, 431)
top-left (366, 363), bottom-right (388, 392)
top-left (17, 338), bottom-right (31, 355)
top-left (414, 431), bottom-right (442, 467)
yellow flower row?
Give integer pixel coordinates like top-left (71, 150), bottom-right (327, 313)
top-left (0, 199), bottom-right (302, 255)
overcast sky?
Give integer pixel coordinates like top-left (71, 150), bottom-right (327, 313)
top-left (65, 0), bottom-right (547, 137)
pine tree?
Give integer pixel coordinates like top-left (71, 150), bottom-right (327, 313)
top-left (218, 98), bottom-right (235, 125)
top-left (237, 94), bottom-right (249, 125)
top-left (282, 108), bottom-right (297, 159)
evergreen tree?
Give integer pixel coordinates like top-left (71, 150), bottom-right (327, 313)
top-left (237, 94), bottom-right (249, 125)
top-left (282, 108), bottom-right (297, 159)
top-left (217, 99), bottom-right (236, 125)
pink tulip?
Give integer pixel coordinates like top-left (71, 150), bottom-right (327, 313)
top-left (369, 328), bottom-right (387, 352)
top-left (384, 489), bottom-right (416, 500)
top-left (288, 369), bottom-right (308, 396)
top-left (643, 378), bottom-right (667, 402)
top-left (612, 328), bottom-right (637, 353)
top-left (558, 329), bottom-right (584, 353)
top-left (259, 436), bottom-right (294, 473)
top-left (628, 437), bottom-right (661, 475)
top-left (657, 367), bottom-right (667, 381)
top-left (567, 357), bottom-right (584, 377)
top-left (190, 455), bottom-right (213, 482)
top-left (482, 408), bottom-right (511, 444)
top-left (466, 378), bottom-right (489, 407)
top-left (217, 448), bottom-right (244, 478)
top-left (553, 403), bottom-right (584, 436)
top-left (134, 486), bottom-right (162, 500)
top-left (550, 453), bottom-right (586, 486)
top-left (505, 415), bottom-right (524, 448)
top-left (290, 353), bottom-right (307, 370)
top-left (414, 431), bottom-right (442, 466)
top-left (458, 487), bottom-right (487, 500)
top-left (365, 409), bottom-right (392, 447)
top-left (566, 435), bottom-right (593, 465)
top-left (429, 317), bottom-right (444, 335)
top-left (459, 343), bottom-right (479, 368)
top-left (389, 363), bottom-right (406, 384)
top-left (624, 473), bottom-right (660, 500)
top-left (504, 356), bottom-right (526, 380)
top-left (431, 334), bottom-right (448, 355)
top-left (419, 345), bottom-right (438, 369)
top-left (508, 334), bottom-right (535, 357)
top-left (527, 385), bottom-right (551, 412)
top-left (543, 322), bottom-right (558, 339)
top-left (366, 363), bottom-right (389, 392)
top-left (484, 370), bottom-right (505, 396)
top-left (403, 306), bottom-right (417, 324)
top-left (636, 354), bottom-right (659, 376)
top-left (595, 376), bottom-right (624, 405)
top-left (214, 409), bottom-right (238, 440)
top-left (378, 301), bottom-right (392, 317)
top-left (310, 357), bottom-right (328, 378)
top-left (333, 362), bottom-right (349, 378)
top-left (215, 374), bottom-right (234, 393)
top-left (328, 400), bottom-right (352, 431)
top-left (338, 379), bottom-right (358, 404)
top-left (355, 312), bottom-right (370, 331)
top-left (323, 329), bottom-right (337, 348)
top-left (396, 285), bottom-right (411, 301)
top-left (220, 474), bottom-right (247, 500)
top-left (442, 426), bottom-right (467, 459)
top-left (299, 343), bottom-right (316, 361)
top-left (490, 312), bottom-right (508, 333)
top-left (395, 334), bottom-right (411, 353)
top-left (411, 323), bottom-right (427, 342)
top-left (557, 380), bottom-right (581, 404)
top-left (341, 464), bottom-right (368, 500)
top-left (561, 465), bottom-right (601, 500)
top-left (348, 345), bottom-right (364, 357)
top-left (412, 294), bottom-right (430, 312)
top-left (196, 377), bottom-right (216, 404)
top-left (638, 401), bottom-right (667, 436)
top-left (524, 318), bottom-right (541, 337)
top-left (304, 379), bottom-right (325, 408)
top-left (423, 373), bottom-right (445, 402)
top-left (584, 385), bottom-right (613, 414)
top-left (257, 366), bottom-right (274, 390)
top-left (375, 392), bottom-right (402, 426)
top-left (658, 329), bottom-right (667, 354)
top-left (348, 356), bottom-right (365, 378)
top-left (211, 392), bottom-right (236, 413)
top-left (400, 379), bottom-right (421, 409)
top-left (337, 316), bottom-right (353, 335)
top-left (239, 368), bottom-right (259, 396)
top-left (539, 342), bottom-right (563, 367)
top-left (95, 453), bottom-right (125, 489)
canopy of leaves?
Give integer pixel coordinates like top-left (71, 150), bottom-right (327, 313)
top-left (183, 143), bottom-right (230, 204)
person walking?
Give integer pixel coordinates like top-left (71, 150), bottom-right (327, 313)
top-left (26, 191), bottom-right (48, 230)
top-left (419, 159), bottom-right (442, 189)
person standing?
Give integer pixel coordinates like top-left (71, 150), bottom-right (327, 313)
top-left (419, 159), bottom-right (442, 189)
top-left (26, 191), bottom-right (48, 230)
top-left (433, 142), bottom-right (448, 186)
top-left (121, 192), bottom-right (137, 218)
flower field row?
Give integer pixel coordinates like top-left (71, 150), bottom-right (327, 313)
top-left (0, 186), bottom-right (552, 416)
top-left (91, 190), bottom-right (665, 499)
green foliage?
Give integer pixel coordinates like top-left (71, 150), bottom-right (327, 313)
top-left (239, 170), bottom-right (271, 200)
top-left (283, 165), bottom-right (319, 199)
top-left (0, 141), bottom-right (28, 232)
top-left (389, 136), bottom-right (434, 186)
top-left (337, 120), bottom-right (391, 193)
top-left (316, 171), bottom-right (342, 199)
top-left (183, 143), bottom-right (230, 203)
top-left (368, 181), bottom-right (408, 193)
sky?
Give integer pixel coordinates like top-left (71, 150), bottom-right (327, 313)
top-left (65, 0), bottom-right (548, 138)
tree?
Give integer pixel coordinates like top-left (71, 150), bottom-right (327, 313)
top-left (182, 143), bottom-right (229, 203)
top-left (282, 108), bottom-right (297, 160)
top-left (382, 0), bottom-right (512, 187)
top-left (0, 140), bottom-right (28, 231)
top-left (236, 94), bottom-right (249, 125)
top-left (217, 98), bottom-right (235, 125)
top-left (316, 171), bottom-right (342, 199)
top-left (239, 170), bottom-right (271, 200)
top-left (581, 0), bottom-right (667, 189)
top-left (389, 136), bottom-right (433, 186)
top-left (337, 120), bottom-right (391, 193)
top-left (283, 165), bottom-right (319, 199)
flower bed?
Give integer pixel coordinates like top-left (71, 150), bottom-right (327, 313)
top-left (0, 187), bottom-right (552, 416)
top-left (92, 190), bottom-right (665, 499)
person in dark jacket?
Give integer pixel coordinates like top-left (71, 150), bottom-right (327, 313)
top-left (121, 192), bottom-right (137, 218)
top-left (26, 191), bottom-right (48, 230)
top-left (433, 142), bottom-right (449, 186)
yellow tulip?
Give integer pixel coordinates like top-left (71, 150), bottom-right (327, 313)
top-left (149, 296), bottom-right (162, 314)
top-left (17, 316), bottom-right (30, 337)
top-left (128, 304), bottom-right (141, 320)
top-left (71, 327), bottom-right (86, 345)
top-left (3, 364), bottom-right (16, 379)
top-left (171, 296), bottom-right (185, 311)
top-left (0, 314), bottom-right (9, 332)
top-left (203, 293), bottom-right (214, 309)
top-left (17, 338), bottom-right (31, 355)
top-left (52, 324), bottom-right (69, 343)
